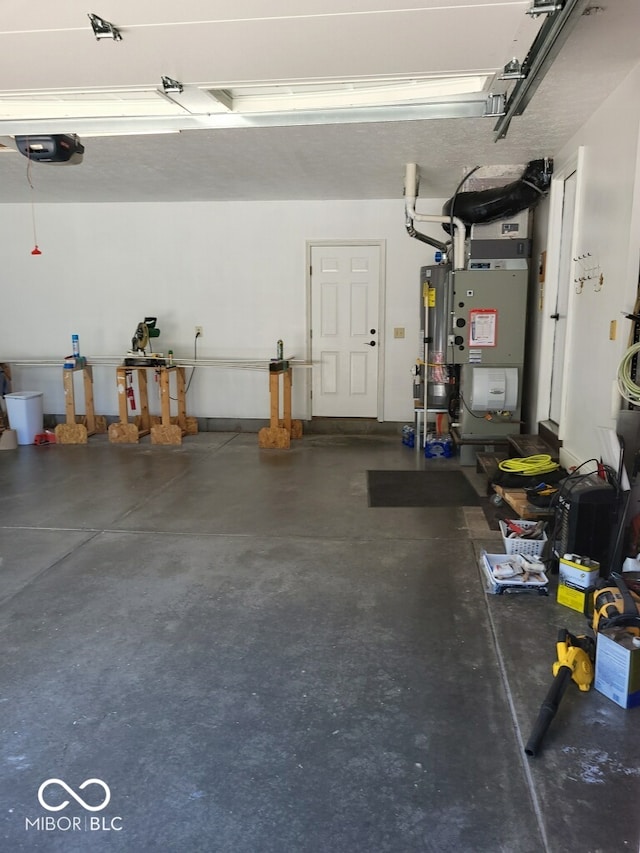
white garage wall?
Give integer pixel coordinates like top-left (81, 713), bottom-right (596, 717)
top-left (531, 64), bottom-right (640, 468)
top-left (0, 198), bottom-right (445, 423)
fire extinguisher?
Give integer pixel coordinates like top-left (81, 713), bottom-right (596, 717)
top-left (126, 371), bottom-right (137, 411)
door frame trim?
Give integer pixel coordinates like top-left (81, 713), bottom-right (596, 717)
top-left (536, 146), bottom-right (585, 437)
top-left (306, 240), bottom-right (387, 421)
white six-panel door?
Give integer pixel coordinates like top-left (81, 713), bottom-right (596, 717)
top-left (310, 244), bottom-right (381, 417)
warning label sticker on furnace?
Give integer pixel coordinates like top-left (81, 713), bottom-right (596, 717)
top-left (468, 349), bottom-right (483, 364)
top-left (469, 309), bottom-right (497, 347)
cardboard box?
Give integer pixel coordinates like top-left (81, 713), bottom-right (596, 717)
top-left (594, 628), bottom-right (640, 709)
top-left (559, 555), bottom-right (600, 589)
top-left (557, 581), bottom-right (595, 616)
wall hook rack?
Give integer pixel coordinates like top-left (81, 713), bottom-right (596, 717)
top-left (573, 251), bottom-right (602, 292)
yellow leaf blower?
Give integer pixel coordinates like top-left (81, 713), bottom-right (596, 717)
top-left (524, 629), bottom-right (595, 757)
top-left (592, 572), bottom-right (640, 635)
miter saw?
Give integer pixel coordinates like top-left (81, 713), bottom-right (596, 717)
top-left (124, 317), bottom-right (166, 366)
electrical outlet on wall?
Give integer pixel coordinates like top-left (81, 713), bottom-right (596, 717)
top-left (195, 325), bottom-right (203, 338)
top-left (394, 327), bottom-right (405, 339)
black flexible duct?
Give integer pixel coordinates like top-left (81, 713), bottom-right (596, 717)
top-left (441, 158), bottom-right (553, 232)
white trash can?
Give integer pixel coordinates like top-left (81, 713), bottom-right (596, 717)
top-left (4, 392), bottom-right (44, 445)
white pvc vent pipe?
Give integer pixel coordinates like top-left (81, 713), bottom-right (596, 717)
top-left (404, 163), bottom-right (466, 271)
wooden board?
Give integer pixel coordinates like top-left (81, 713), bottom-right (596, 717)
top-left (108, 422), bottom-right (140, 444)
top-left (149, 415), bottom-right (196, 437)
top-left (280, 418), bottom-right (303, 439)
top-left (475, 452), bottom-right (508, 495)
top-left (258, 426), bottom-right (290, 449)
top-left (0, 429), bottom-right (17, 450)
top-left (507, 433), bottom-right (559, 460)
top-left (493, 485), bottom-right (555, 520)
top-left (449, 426), bottom-right (510, 449)
top-left (476, 451), bottom-right (508, 478)
top-left (55, 423), bottom-right (88, 445)
top-left (151, 424), bottom-right (183, 445)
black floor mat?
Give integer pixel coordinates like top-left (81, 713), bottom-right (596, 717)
top-left (367, 470), bottom-right (482, 508)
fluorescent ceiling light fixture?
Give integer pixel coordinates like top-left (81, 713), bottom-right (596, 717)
top-left (0, 73), bottom-right (496, 135)
top-left (88, 12), bottom-right (122, 41)
top-left (79, 129), bottom-right (181, 138)
top-left (211, 75), bottom-right (491, 114)
top-left (0, 90), bottom-right (185, 121)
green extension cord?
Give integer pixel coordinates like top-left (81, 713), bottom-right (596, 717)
top-left (497, 454), bottom-right (559, 477)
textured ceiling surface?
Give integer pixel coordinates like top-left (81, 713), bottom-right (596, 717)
top-left (0, 1), bottom-right (638, 203)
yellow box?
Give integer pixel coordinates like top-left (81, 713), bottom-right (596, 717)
top-left (559, 555), bottom-right (600, 589)
top-left (557, 582), bottom-right (594, 615)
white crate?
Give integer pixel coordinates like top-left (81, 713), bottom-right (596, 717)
top-left (499, 520), bottom-right (547, 557)
top-left (480, 552), bottom-right (549, 595)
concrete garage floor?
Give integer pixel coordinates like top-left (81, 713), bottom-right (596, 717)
top-left (0, 432), bottom-right (639, 853)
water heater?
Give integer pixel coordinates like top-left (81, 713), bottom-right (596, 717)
top-left (419, 264), bottom-right (454, 410)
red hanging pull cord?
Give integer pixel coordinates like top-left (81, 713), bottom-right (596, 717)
top-left (27, 151), bottom-right (42, 255)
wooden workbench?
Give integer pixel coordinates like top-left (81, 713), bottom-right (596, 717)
top-left (108, 364), bottom-right (197, 444)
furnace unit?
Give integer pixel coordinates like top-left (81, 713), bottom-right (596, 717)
top-left (417, 264), bottom-right (528, 463)
top-left (453, 268), bottom-right (528, 459)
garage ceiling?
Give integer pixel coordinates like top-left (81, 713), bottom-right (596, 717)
top-left (0, 1), bottom-right (638, 203)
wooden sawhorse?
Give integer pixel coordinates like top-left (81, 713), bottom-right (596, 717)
top-left (108, 365), bottom-right (196, 445)
top-left (258, 365), bottom-right (302, 449)
top-left (55, 364), bottom-right (107, 444)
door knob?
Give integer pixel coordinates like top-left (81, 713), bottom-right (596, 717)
top-left (550, 313), bottom-right (560, 320)
top-left (364, 341), bottom-right (376, 347)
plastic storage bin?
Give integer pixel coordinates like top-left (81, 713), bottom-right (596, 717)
top-left (499, 519), bottom-right (547, 557)
top-left (480, 551), bottom-right (549, 595)
top-left (4, 392), bottom-right (44, 445)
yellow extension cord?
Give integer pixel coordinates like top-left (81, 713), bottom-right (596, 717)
top-left (497, 454), bottom-right (559, 477)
